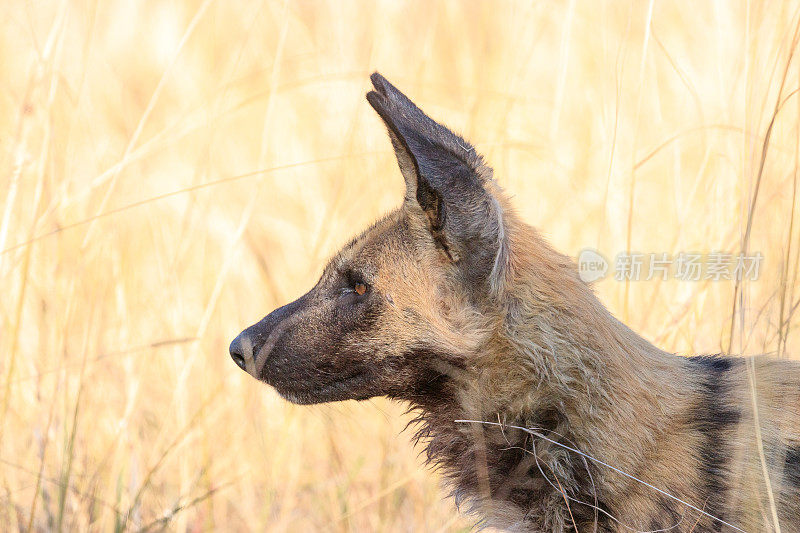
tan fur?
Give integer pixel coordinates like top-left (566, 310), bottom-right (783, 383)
top-left (232, 74), bottom-right (800, 532)
top-left (313, 193), bottom-right (800, 531)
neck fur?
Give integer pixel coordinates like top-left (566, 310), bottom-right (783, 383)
top-left (408, 218), bottom-right (688, 531)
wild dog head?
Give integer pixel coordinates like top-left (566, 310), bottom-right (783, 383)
top-left (229, 73), bottom-right (510, 405)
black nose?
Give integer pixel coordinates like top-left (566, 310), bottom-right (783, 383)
top-left (229, 334), bottom-right (248, 371)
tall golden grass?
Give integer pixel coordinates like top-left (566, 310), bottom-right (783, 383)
top-left (2, 1), bottom-right (800, 531)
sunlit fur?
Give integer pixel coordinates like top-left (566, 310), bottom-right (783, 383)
top-left (411, 199), bottom-right (800, 531)
top-left (233, 74), bottom-right (800, 532)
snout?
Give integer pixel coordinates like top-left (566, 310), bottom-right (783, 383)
top-left (228, 292), bottom-right (311, 378)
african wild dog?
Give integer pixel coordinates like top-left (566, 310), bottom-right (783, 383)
top-left (230, 73), bottom-right (800, 532)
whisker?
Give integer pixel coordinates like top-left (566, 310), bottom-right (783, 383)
top-left (500, 439), bottom-right (685, 533)
top-left (455, 419), bottom-right (746, 532)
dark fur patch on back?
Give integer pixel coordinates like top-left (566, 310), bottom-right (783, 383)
top-left (687, 355), bottom-right (742, 531)
top-left (786, 446), bottom-right (800, 487)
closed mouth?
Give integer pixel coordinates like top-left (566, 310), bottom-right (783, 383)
top-left (269, 369), bottom-right (371, 404)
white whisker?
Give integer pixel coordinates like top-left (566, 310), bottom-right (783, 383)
top-left (455, 419), bottom-right (746, 533)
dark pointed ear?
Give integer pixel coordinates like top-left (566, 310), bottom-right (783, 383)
top-left (366, 72), bottom-right (508, 293)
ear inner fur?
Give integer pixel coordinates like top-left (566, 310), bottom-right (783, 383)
top-left (366, 81), bottom-right (504, 287)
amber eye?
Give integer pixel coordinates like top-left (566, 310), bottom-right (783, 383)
top-left (354, 282), bottom-right (367, 296)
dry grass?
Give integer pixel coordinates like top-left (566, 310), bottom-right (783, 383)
top-left (2, 1), bottom-right (800, 531)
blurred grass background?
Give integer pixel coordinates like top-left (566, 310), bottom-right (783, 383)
top-left (2, 0), bottom-right (800, 531)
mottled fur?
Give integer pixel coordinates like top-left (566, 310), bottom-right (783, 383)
top-left (230, 73), bottom-right (800, 532)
